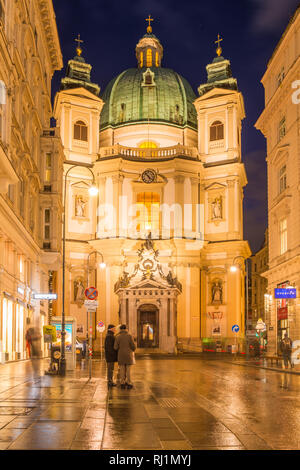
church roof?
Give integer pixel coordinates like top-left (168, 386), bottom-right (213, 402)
top-left (100, 67), bottom-right (198, 131)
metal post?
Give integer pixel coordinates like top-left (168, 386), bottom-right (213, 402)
top-left (89, 310), bottom-right (92, 379)
top-left (245, 259), bottom-right (250, 359)
top-left (59, 164), bottom-right (97, 376)
top-left (59, 170), bottom-right (68, 376)
top-left (100, 332), bottom-right (103, 361)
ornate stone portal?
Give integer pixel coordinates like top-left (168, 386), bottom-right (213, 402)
top-left (115, 234), bottom-right (182, 353)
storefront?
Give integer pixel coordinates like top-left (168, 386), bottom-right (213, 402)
top-left (0, 294), bottom-right (41, 363)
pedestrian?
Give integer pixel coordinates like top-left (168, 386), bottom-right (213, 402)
top-left (26, 325), bottom-right (42, 376)
top-left (104, 324), bottom-right (118, 388)
top-left (280, 333), bottom-right (293, 369)
top-left (114, 324), bottom-right (136, 389)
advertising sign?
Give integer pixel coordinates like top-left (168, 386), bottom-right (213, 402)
top-left (52, 322), bottom-right (73, 351)
top-left (274, 288), bottom-right (296, 299)
top-left (43, 325), bottom-right (57, 343)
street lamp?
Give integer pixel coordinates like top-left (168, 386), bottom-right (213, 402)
top-left (59, 165), bottom-right (98, 376)
top-left (230, 255), bottom-right (250, 359)
top-left (86, 250), bottom-right (105, 379)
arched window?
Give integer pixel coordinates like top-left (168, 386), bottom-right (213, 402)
top-left (146, 48), bottom-right (152, 67)
top-left (74, 120), bottom-right (88, 141)
top-left (210, 121), bottom-right (224, 141)
top-left (136, 192), bottom-right (160, 232)
top-left (140, 51), bottom-right (143, 68)
top-left (155, 52), bottom-right (159, 67)
top-left (139, 141), bottom-right (157, 149)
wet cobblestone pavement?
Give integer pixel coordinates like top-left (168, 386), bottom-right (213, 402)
top-left (0, 356), bottom-right (299, 450)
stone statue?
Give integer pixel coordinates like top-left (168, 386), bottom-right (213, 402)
top-left (212, 197), bottom-right (222, 219)
top-left (212, 281), bottom-right (223, 303)
top-left (74, 279), bottom-right (85, 301)
top-left (75, 196), bottom-right (87, 218)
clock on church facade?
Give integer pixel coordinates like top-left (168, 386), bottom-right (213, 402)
top-left (54, 18), bottom-right (250, 354)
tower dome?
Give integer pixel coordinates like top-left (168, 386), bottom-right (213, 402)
top-left (100, 25), bottom-right (197, 132)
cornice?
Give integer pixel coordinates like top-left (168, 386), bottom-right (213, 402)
top-left (36, 0), bottom-right (63, 72)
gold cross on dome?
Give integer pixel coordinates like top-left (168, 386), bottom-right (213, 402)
top-left (145, 15), bottom-right (154, 33)
top-left (215, 34), bottom-right (223, 56)
top-left (75, 34), bottom-right (84, 56)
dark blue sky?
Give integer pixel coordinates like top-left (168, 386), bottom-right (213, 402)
top-left (52, 0), bottom-right (300, 253)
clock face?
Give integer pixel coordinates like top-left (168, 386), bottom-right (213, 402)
top-left (142, 169), bottom-right (156, 184)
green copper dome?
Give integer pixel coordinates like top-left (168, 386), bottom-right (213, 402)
top-left (100, 67), bottom-right (198, 131)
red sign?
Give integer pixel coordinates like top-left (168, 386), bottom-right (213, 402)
top-left (85, 286), bottom-right (98, 300)
top-left (277, 307), bottom-right (288, 320)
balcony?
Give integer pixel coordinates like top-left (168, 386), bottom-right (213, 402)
top-left (42, 127), bottom-right (60, 138)
top-left (0, 140), bottom-right (18, 193)
top-left (98, 144), bottom-right (199, 160)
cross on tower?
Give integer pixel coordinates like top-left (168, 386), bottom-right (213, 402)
top-left (215, 34), bottom-right (223, 57)
top-left (75, 34), bottom-right (84, 56)
top-left (145, 15), bottom-right (154, 33)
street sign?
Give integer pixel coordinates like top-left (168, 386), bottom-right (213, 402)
top-left (84, 286), bottom-right (98, 300)
top-left (96, 321), bottom-right (105, 333)
top-left (256, 319), bottom-right (266, 331)
top-left (232, 325), bottom-right (239, 333)
top-left (274, 288), bottom-right (297, 299)
top-left (34, 293), bottom-right (58, 300)
top-left (84, 300), bottom-right (98, 312)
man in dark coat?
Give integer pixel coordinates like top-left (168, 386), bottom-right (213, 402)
top-left (114, 324), bottom-right (136, 389)
top-left (104, 324), bottom-right (118, 387)
top-left (280, 333), bottom-right (293, 369)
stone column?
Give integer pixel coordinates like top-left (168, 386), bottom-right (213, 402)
top-left (174, 175), bottom-right (185, 238)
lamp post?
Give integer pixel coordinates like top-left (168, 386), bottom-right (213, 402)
top-left (59, 165), bottom-right (98, 376)
top-left (86, 251), bottom-right (106, 379)
top-left (230, 255), bottom-right (250, 359)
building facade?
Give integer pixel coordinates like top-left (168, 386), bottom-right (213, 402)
top-left (250, 230), bottom-right (268, 327)
top-left (256, 6), bottom-right (300, 354)
top-left (54, 24), bottom-right (250, 354)
top-left (0, 0), bottom-right (63, 362)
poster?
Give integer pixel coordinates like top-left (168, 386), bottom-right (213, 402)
top-left (52, 322), bottom-right (73, 351)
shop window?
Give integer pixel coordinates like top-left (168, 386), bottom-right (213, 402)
top-left (210, 121), bottom-right (224, 141)
top-left (74, 120), bottom-right (88, 142)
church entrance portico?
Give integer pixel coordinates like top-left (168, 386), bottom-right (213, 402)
top-left (114, 235), bottom-right (182, 354)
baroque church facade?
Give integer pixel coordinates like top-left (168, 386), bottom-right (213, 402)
top-left (54, 22), bottom-right (250, 353)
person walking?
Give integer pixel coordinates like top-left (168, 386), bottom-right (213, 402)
top-left (114, 324), bottom-right (136, 389)
top-left (104, 324), bottom-right (118, 388)
top-left (280, 333), bottom-right (293, 369)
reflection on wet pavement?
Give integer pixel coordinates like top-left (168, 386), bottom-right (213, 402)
top-left (0, 356), bottom-right (299, 449)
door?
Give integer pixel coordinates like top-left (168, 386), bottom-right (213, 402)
top-left (138, 308), bottom-right (158, 348)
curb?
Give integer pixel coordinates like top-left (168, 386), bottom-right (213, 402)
top-left (226, 360), bottom-right (300, 375)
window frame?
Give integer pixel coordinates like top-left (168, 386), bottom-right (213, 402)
top-left (210, 120), bottom-right (224, 142)
top-left (73, 120), bottom-right (88, 142)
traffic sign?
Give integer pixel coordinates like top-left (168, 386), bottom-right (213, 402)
top-left (96, 322), bottom-right (105, 333)
top-left (256, 319), bottom-right (266, 331)
top-left (84, 300), bottom-right (98, 312)
top-left (85, 286), bottom-right (98, 300)
top-left (232, 325), bottom-right (240, 333)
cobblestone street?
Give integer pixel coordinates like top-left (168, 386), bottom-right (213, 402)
top-left (0, 356), bottom-right (299, 450)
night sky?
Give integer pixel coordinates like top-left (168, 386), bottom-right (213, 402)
top-left (52, 0), bottom-right (300, 254)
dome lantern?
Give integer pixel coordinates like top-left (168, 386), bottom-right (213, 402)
top-left (135, 16), bottom-right (163, 68)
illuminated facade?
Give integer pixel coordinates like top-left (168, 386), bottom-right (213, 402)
top-left (0, 1), bottom-right (63, 362)
top-left (54, 23), bottom-right (250, 353)
top-left (256, 6), bottom-right (300, 354)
